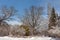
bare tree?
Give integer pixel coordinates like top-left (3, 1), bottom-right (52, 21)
top-left (0, 6), bottom-right (17, 36)
top-left (47, 3), bottom-right (52, 18)
top-left (0, 6), bottom-right (16, 22)
top-left (22, 6), bottom-right (43, 35)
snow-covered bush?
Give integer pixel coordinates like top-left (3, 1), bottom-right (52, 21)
top-left (48, 26), bottom-right (60, 37)
top-left (10, 25), bottom-right (31, 37)
top-left (0, 21), bottom-right (10, 36)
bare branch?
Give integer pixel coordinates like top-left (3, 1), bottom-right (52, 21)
top-left (0, 6), bottom-right (16, 22)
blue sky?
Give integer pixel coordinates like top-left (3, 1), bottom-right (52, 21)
top-left (0, 0), bottom-right (60, 25)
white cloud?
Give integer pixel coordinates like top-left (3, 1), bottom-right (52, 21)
top-left (6, 21), bottom-right (22, 25)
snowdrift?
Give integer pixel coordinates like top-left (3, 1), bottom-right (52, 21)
top-left (0, 36), bottom-right (57, 40)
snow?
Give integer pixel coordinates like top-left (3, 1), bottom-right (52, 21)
top-left (0, 36), bottom-right (57, 40)
top-left (48, 26), bottom-right (60, 37)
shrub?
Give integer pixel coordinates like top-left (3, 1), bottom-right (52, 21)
top-left (20, 25), bottom-right (30, 36)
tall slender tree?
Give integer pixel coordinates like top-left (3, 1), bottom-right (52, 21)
top-left (48, 7), bottom-right (56, 29)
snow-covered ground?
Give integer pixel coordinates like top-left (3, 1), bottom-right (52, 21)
top-left (0, 36), bottom-right (58, 40)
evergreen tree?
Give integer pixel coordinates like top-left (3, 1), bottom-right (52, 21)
top-left (49, 7), bottom-right (56, 29)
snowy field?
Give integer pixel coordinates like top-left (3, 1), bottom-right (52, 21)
top-left (0, 36), bottom-right (59, 40)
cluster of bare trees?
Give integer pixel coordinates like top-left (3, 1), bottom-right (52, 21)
top-left (21, 5), bottom-right (60, 37)
top-left (0, 4), bottom-right (59, 38)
